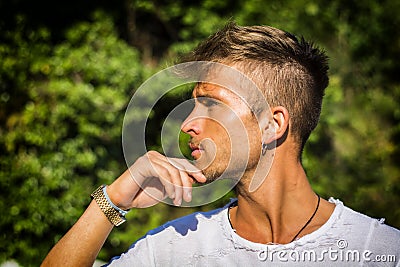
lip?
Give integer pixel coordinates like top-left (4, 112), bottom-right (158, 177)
top-left (189, 143), bottom-right (203, 159)
top-left (189, 143), bottom-right (199, 151)
top-left (191, 149), bottom-right (202, 159)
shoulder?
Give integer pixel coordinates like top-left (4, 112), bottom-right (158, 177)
top-left (148, 202), bottom-right (230, 237)
top-left (105, 201), bottom-right (235, 266)
top-left (331, 198), bottom-right (400, 252)
top-left (339, 199), bottom-right (400, 235)
top-left (134, 198), bottom-right (235, 245)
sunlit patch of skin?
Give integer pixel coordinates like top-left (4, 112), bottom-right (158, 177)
top-left (122, 61), bottom-right (276, 206)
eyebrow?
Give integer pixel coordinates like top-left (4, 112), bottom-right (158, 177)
top-left (193, 92), bottom-right (215, 99)
top-left (192, 86), bottom-right (222, 101)
top-left (191, 83), bottom-right (228, 103)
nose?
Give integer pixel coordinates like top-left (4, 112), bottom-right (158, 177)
top-left (181, 108), bottom-right (202, 137)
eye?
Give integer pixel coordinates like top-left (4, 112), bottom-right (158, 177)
top-left (200, 98), bottom-right (219, 107)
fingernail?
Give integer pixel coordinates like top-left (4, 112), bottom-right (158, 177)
top-left (176, 198), bottom-right (182, 206)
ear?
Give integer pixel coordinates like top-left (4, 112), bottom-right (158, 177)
top-left (260, 106), bottom-right (289, 144)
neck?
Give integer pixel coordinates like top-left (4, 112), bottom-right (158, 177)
top-left (230, 148), bottom-right (334, 244)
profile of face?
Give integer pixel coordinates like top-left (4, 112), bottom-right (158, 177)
top-left (122, 61), bottom-right (276, 204)
top-left (181, 82), bottom-right (264, 182)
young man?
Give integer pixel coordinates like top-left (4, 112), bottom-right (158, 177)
top-left (42, 23), bottom-right (400, 266)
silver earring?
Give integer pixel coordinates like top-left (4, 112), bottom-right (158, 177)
top-left (262, 143), bottom-right (268, 155)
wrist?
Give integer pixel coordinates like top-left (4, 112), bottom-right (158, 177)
top-left (106, 184), bottom-right (132, 211)
top-left (91, 185), bottom-right (129, 226)
top-left (103, 186), bottom-right (129, 216)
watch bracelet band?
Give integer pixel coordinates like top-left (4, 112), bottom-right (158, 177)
top-left (91, 185), bottom-right (126, 226)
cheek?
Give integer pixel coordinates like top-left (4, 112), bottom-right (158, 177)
top-left (237, 117), bottom-right (262, 160)
top-left (205, 106), bottom-right (259, 154)
top-left (209, 109), bottom-right (244, 134)
top-left (248, 127), bottom-right (262, 158)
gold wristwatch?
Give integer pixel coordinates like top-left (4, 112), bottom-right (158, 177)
top-left (91, 185), bottom-right (127, 226)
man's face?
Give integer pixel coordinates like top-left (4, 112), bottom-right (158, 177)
top-left (181, 83), bottom-right (262, 182)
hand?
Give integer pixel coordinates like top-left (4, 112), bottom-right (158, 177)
top-left (106, 151), bottom-right (207, 209)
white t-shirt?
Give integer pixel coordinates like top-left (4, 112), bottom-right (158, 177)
top-left (105, 198), bottom-right (400, 266)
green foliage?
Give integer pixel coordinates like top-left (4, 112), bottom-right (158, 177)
top-left (304, 77), bottom-right (400, 225)
top-left (0, 11), bottom-right (145, 265)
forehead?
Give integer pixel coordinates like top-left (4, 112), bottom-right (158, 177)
top-left (192, 83), bottom-right (239, 101)
top-left (191, 65), bottom-right (267, 115)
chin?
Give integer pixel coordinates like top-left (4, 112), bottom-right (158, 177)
top-left (198, 167), bottom-right (220, 183)
top-left (202, 166), bottom-right (244, 184)
top-left (194, 154), bottom-right (243, 182)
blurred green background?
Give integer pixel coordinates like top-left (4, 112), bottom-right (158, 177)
top-left (1, 0), bottom-right (399, 265)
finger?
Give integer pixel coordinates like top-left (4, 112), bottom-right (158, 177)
top-left (145, 152), bottom-right (177, 200)
top-left (170, 158), bottom-right (207, 183)
top-left (172, 171), bottom-right (184, 206)
top-left (188, 170), bottom-right (207, 184)
top-left (154, 166), bottom-right (176, 200)
top-left (165, 164), bottom-right (183, 206)
top-left (151, 157), bottom-right (183, 205)
top-left (179, 170), bottom-right (193, 203)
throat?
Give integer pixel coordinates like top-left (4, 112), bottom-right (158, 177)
top-left (228, 205), bottom-right (274, 243)
top-left (228, 194), bottom-right (325, 244)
